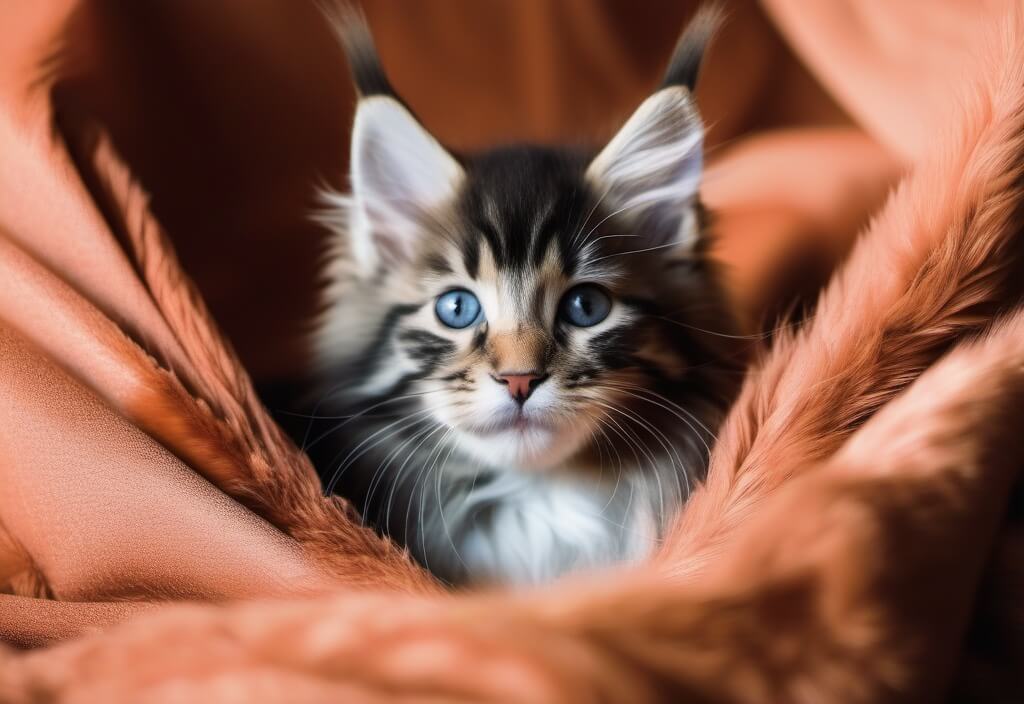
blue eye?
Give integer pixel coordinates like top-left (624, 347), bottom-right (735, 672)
top-left (435, 289), bottom-right (482, 329)
top-left (560, 284), bottom-right (612, 327)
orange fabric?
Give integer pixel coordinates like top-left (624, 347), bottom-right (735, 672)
top-left (1, 0), bottom-right (1022, 701)
top-left (763, 0), bottom-right (1011, 162)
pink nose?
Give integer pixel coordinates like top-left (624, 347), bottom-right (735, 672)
top-left (494, 372), bottom-right (546, 404)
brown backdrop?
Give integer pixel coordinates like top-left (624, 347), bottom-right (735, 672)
top-left (49, 0), bottom-right (870, 386)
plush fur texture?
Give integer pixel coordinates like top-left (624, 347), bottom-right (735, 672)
top-left (658, 5), bottom-right (1024, 573)
top-left (2, 129), bottom-right (436, 599)
top-left (7, 300), bottom-right (1024, 703)
top-left (307, 7), bottom-right (744, 586)
top-left (90, 135), bottom-right (439, 595)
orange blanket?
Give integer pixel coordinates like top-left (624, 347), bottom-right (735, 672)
top-left (2, 1), bottom-right (1023, 701)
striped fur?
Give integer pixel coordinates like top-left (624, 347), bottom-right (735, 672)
top-left (308, 7), bottom-right (741, 585)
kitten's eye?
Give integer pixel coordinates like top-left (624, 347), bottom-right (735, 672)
top-left (435, 289), bottom-right (483, 329)
top-left (559, 284), bottom-right (612, 327)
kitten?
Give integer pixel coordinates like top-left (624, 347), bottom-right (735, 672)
top-left (304, 7), bottom-right (743, 586)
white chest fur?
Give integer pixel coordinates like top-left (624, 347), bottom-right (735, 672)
top-left (413, 468), bottom-right (663, 585)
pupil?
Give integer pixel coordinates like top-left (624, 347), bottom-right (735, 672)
top-left (579, 295), bottom-right (591, 316)
top-left (453, 297), bottom-right (462, 315)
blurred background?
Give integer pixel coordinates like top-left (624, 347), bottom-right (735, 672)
top-left (44, 0), bottom-right (996, 391)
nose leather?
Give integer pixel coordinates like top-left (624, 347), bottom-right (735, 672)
top-left (495, 372), bottom-right (545, 403)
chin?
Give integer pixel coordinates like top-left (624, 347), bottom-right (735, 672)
top-left (454, 417), bottom-right (593, 472)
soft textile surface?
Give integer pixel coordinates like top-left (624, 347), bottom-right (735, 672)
top-left (1, 1), bottom-right (1023, 701)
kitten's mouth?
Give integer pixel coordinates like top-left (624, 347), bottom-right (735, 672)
top-left (454, 408), bottom-right (591, 471)
top-left (465, 412), bottom-right (553, 436)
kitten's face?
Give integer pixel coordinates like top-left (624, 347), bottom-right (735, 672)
top-left (316, 13), bottom-right (737, 478)
top-left (344, 147), bottom-right (720, 472)
top-left (310, 6), bottom-right (737, 585)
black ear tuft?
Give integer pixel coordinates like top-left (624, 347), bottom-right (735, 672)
top-left (320, 2), bottom-right (397, 98)
top-left (660, 4), bottom-right (724, 91)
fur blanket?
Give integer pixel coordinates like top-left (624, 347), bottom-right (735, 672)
top-left (2, 1), bottom-right (1024, 701)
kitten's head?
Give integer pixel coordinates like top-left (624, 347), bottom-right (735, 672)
top-left (316, 7), bottom-right (739, 473)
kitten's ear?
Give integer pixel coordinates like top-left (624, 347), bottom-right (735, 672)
top-left (349, 97), bottom-right (463, 269)
top-left (327, 6), bottom-right (464, 271)
top-left (585, 6), bottom-right (720, 251)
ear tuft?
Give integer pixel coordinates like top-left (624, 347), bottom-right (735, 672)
top-left (585, 8), bottom-right (719, 251)
top-left (320, 6), bottom-right (461, 271)
top-left (660, 4), bottom-right (724, 91)
top-left (320, 2), bottom-right (396, 98)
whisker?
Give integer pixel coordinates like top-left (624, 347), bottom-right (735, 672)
top-left (592, 400), bottom-right (682, 514)
top-left (305, 389), bottom-right (445, 453)
top-left (604, 382), bottom-right (718, 448)
top-left (579, 199), bottom-right (644, 245)
top-left (652, 314), bottom-right (799, 341)
top-left (587, 232), bottom-right (640, 245)
top-left (588, 238), bottom-right (687, 263)
top-left (435, 445), bottom-right (471, 579)
top-left (592, 423), bottom-right (626, 513)
top-left (381, 422), bottom-right (449, 533)
top-left (363, 421), bottom-right (443, 519)
top-left (589, 401), bottom-right (656, 515)
top-left (418, 432), bottom-right (466, 581)
top-left (569, 182), bottom-right (613, 250)
top-left (401, 425), bottom-right (455, 548)
top-left (324, 406), bottom-right (440, 495)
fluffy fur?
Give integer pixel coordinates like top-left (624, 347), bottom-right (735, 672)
top-left (8, 304), bottom-right (1024, 703)
top-left (60, 132), bottom-right (437, 597)
top-left (659, 6), bottom-right (1024, 572)
top-left (307, 7), bottom-right (743, 585)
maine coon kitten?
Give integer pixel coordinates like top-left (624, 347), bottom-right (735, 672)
top-left (304, 7), bottom-right (743, 586)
